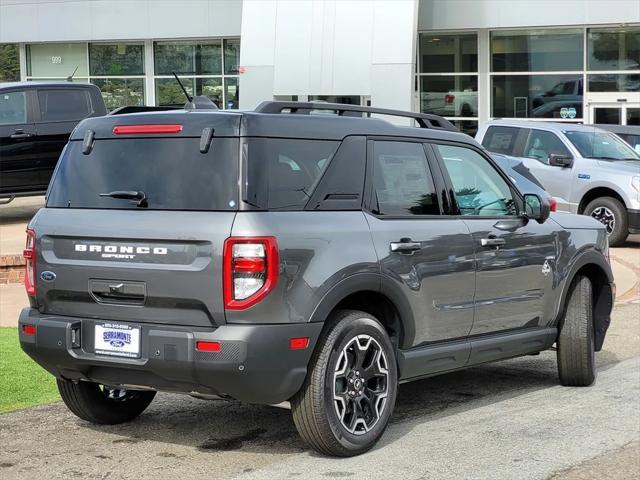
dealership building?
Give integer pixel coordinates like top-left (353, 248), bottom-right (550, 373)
top-left (0, 0), bottom-right (638, 133)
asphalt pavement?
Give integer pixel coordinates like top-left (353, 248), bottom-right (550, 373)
top-left (1, 302), bottom-right (638, 480)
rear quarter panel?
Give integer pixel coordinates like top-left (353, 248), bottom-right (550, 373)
top-left (227, 211), bottom-right (379, 324)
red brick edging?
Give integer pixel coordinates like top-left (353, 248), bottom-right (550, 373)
top-left (0, 254), bottom-right (25, 284)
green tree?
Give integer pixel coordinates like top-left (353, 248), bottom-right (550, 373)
top-left (0, 44), bottom-right (20, 82)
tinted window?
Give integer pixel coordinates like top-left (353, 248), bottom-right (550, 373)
top-left (419, 33), bottom-right (478, 73)
top-left (491, 29), bottom-right (583, 72)
top-left (245, 138), bottom-right (339, 210)
top-left (0, 90), bottom-right (26, 125)
top-left (492, 74), bottom-right (583, 119)
top-left (38, 89), bottom-right (91, 122)
top-left (524, 130), bottom-right (571, 164)
top-left (47, 138), bottom-right (239, 210)
top-left (481, 126), bottom-right (520, 154)
top-left (436, 144), bottom-right (516, 217)
top-left (371, 141), bottom-right (439, 216)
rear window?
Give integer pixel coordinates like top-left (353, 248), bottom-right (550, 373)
top-left (38, 89), bottom-right (92, 122)
top-left (481, 126), bottom-right (519, 155)
top-left (47, 137), bottom-right (238, 211)
top-left (244, 138), bottom-right (339, 210)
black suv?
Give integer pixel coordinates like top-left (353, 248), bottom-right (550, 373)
top-left (0, 81), bottom-right (106, 202)
top-left (19, 101), bottom-right (614, 457)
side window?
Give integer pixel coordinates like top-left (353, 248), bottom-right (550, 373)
top-left (524, 129), bottom-right (571, 164)
top-left (245, 138), bottom-right (339, 210)
top-left (0, 90), bottom-right (27, 125)
top-left (37, 89), bottom-right (92, 122)
top-left (371, 141), bottom-right (439, 216)
top-left (481, 126), bottom-right (520, 155)
top-left (435, 144), bottom-right (517, 217)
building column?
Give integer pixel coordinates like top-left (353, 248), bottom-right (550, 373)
top-left (477, 29), bottom-right (490, 125)
top-left (144, 40), bottom-right (155, 106)
top-left (19, 43), bottom-right (27, 81)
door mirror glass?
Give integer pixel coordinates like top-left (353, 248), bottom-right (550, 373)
top-left (524, 193), bottom-right (550, 223)
top-left (548, 153), bottom-right (574, 167)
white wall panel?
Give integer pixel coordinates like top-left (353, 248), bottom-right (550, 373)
top-left (418, 0), bottom-right (640, 30)
top-left (0, 0), bottom-right (242, 42)
top-left (240, 0), bottom-right (418, 112)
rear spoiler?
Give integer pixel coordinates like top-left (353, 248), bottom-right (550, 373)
top-left (109, 106), bottom-right (183, 115)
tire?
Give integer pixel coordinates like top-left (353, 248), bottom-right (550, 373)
top-left (291, 310), bottom-right (398, 457)
top-left (584, 196), bottom-right (628, 247)
top-left (557, 275), bottom-right (596, 386)
top-left (57, 379), bottom-right (156, 424)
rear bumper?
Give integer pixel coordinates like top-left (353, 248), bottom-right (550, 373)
top-left (18, 308), bottom-right (323, 404)
top-left (628, 209), bottom-right (640, 234)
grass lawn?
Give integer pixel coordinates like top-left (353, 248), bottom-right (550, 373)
top-left (0, 327), bottom-right (60, 413)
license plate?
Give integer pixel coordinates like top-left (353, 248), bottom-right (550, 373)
top-left (94, 323), bottom-right (141, 358)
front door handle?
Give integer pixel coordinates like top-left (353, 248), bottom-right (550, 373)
top-left (480, 237), bottom-right (506, 248)
top-left (390, 240), bottom-right (422, 254)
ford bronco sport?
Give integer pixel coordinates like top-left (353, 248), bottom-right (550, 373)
top-left (19, 101), bottom-right (614, 457)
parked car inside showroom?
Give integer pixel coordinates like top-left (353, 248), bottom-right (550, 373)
top-left (477, 121), bottom-right (640, 246)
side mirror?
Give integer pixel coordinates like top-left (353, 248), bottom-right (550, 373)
top-left (549, 154), bottom-right (573, 168)
top-left (524, 193), bottom-right (550, 224)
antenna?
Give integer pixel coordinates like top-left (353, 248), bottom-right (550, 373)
top-left (172, 72), bottom-right (193, 102)
top-left (66, 65), bottom-right (79, 82)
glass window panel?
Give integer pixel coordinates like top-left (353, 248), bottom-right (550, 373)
top-left (91, 78), bottom-right (144, 110)
top-left (627, 108), bottom-right (640, 126)
top-left (37, 89), bottom-right (92, 122)
top-left (27, 43), bottom-right (89, 77)
top-left (523, 129), bottom-right (571, 164)
top-left (371, 141), bottom-right (439, 216)
top-left (419, 33), bottom-right (478, 73)
top-left (588, 73), bottom-right (640, 92)
top-left (224, 77), bottom-right (239, 109)
top-left (491, 29), bottom-right (583, 72)
top-left (449, 120), bottom-right (478, 137)
top-left (224, 39), bottom-right (240, 75)
top-left (155, 77), bottom-right (194, 107)
top-left (89, 43), bottom-right (144, 76)
top-left (0, 44), bottom-right (20, 82)
top-left (154, 41), bottom-right (222, 75)
top-left (492, 75), bottom-right (583, 119)
top-left (435, 144), bottom-right (516, 217)
top-left (197, 77), bottom-right (223, 108)
top-left (0, 90), bottom-right (26, 125)
top-left (481, 126), bottom-right (521, 155)
top-left (156, 77), bottom-right (225, 108)
top-left (420, 76), bottom-right (478, 117)
top-left (588, 27), bottom-right (640, 71)
top-left (594, 108), bottom-right (621, 124)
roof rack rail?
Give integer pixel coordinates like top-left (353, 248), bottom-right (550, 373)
top-left (254, 101), bottom-right (458, 132)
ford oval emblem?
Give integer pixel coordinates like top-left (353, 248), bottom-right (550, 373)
top-left (41, 271), bottom-right (56, 282)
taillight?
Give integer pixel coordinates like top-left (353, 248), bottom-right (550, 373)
top-left (549, 198), bottom-right (558, 212)
top-left (445, 94), bottom-right (455, 104)
top-left (223, 237), bottom-right (279, 310)
top-left (23, 228), bottom-right (36, 297)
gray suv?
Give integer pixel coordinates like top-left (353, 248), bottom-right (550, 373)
top-left (19, 102), bottom-right (614, 457)
top-left (477, 121), bottom-right (640, 246)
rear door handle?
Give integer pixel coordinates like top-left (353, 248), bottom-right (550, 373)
top-left (10, 132), bottom-right (33, 140)
top-left (480, 237), bottom-right (506, 248)
top-left (390, 240), bottom-right (422, 254)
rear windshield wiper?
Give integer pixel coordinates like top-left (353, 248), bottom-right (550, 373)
top-left (99, 190), bottom-right (148, 208)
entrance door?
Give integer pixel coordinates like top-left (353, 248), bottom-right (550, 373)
top-left (587, 96), bottom-right (640, 125)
